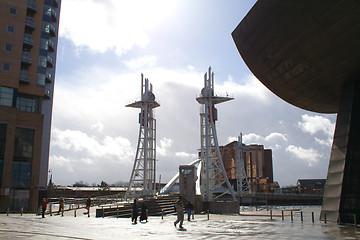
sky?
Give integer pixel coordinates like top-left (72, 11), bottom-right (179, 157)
top-left (49, 0), bottom-right (337, 187)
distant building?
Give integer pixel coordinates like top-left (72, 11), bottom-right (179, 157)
top-left (220, 141), bottom-right (274, 192)
top-left (297, 179), bottom-right (326, 194)
top-left (0, 0), bottom-right (61, 212)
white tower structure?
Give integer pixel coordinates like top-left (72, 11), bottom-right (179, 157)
top-left (125, 74), bottom-right (160, 198)
top-left (237, 133), bottom-right (252, 197)
top-left (196, 67), bottom-right (237, 202)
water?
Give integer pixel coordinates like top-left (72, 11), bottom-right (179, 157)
top-left (0, 206), bottom-right (359, 239)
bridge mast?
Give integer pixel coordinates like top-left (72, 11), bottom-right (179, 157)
top-left (125, 74), bottom-right (160, 198)
top-left (196, 67), bottom-right (237, 202)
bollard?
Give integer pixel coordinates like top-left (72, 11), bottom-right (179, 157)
top-left (7, 207), bottom-right (9, 216)
top-left (116, 206), bottom-right (119, 218)
top-left (324, 213), bottom-right (327, 224)
top-left (161, 210), bottom-right (164, 220)
top-left (102, 207), bottom-right (104, 218)
top-left (74, 210), bottom-right (77, 217)
top-left (21, 207), bottom-right (23, 216)
top-left (312, 212), bottom-right (314, 223)
top-left (301, 211), bottom-right (303, 222)
top-left (207, 210), bottom-right (210, 220)
top-left (291, 211), bottom-right (293, 222)
top-left (281, 211), bottom-right (284, 221)
top-left (50, 203), bottom-right (52, 216)
top-left (270, 210), bottom-right (272, 220)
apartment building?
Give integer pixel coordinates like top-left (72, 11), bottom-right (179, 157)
top-left (0, 0), bottom-right (61, 212)
top-left (220, 141), bottom-right (274, 192)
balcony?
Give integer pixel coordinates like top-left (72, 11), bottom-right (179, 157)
top-left (49, 24), bottom-right (56, 37)
top-left (25, 17), bottom-right (35, 31)
top-left (20, 70), bottom-right (30, 84)
top-left (23, 34), bottom-right (34, 48)
top-left (27, 0), bottom-right (37, 13)
top-left (45, 72), bottom-right (52, 83)
top-left (44, 89), bottom-right (51, 99)
top-left (53, 0), bottom-right (59, 8)
top-left (48, 39), bottom-right (55, 52)
top-left (46, 55), bottom-right (53, 67)
top-left (21, 52), bottom-right (32, 65)
top-left (51, 9), bottom-right (57, 22)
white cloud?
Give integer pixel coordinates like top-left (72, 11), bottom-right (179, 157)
top-left (264, 132), bottom-right (288, 142)
top-left (297, 114), bottom-right (335, 147)
top-left (51, 128), bottom-right (133, 160)
top-left (285, 145), bottom-right (322, 167)
top-left (157, 138), bottom-right (173, 156)
top-left (298, 114), bottom-right (335, 136)
top-left (59, 0), bottom-right (180, 55)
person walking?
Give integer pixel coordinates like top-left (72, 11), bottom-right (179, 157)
top-left (58, 197), bottom-right (64, 215)
top-left (185, 201), bottom-right (194, 221)
top-left (139, 202), bottom-right (148, 223)
top-left (86, 196), bottom-right (91, 217)
top-left (41, 198), bottom-right (48, 218)
top-left (174, 196), bottom-right (184, 228)
top-left (131, 199), bottom-right (138, 224)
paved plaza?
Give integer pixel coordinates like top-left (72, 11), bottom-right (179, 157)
top-left (0, 206), bottom-right (359, 239)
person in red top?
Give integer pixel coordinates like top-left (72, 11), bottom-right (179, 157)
top-left (41, 198), bottom-right (48, 218)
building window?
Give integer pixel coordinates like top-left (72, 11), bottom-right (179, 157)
top-left (16, 95), bottom-right (39, 113)
top-left (7, 25), bottom-right (15, 33)
top-left (5, 44), bottom-right (13, 52)
top-left (2, 63), bottom-right (10, 71)
top-left (11, 128), bottom-right (34, 190)
top-left (42, 22), bottom-right (50, 33)
top-left (37, 73), bottom-right (46, 86)
top-left (40, 39), bottom-right (48, 50)
top-left (0, 86), bottom-right (14, 107)
top-left (9, 7), bottom-right (17, 15)
top-left (38, 56), bottom-right (47, 67)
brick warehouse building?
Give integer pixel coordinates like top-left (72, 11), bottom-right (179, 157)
top-left (220, 141), bottom-right (274, 192)
top-left (0, 0), bottom-right (61, 212)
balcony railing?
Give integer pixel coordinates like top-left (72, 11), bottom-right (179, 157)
top-left (20, 70), bottom-right (30, 84)
top-left (27, 0), bottom-right (37, 13)
top-left (21, 52), bottom-right (32, 65)
top-left (44, 89), bottom-right (51, 99)
top-left (51, 9), bottom-right (57, 22)
top-left (46, 72), bottom-right (52, 83)
top-left (25, 17), bottom-right (35, 30)
top-left (49, 24), bottom-right (56, 37)
top-left (48, 39), bottom-right (55, 52)
top-left (47, 55), bottom-right (53, 67)
top-left (23, 34), bottom-right (34, 47)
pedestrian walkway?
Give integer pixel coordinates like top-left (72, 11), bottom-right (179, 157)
top-left (0, 206), bottom-right (358, 239)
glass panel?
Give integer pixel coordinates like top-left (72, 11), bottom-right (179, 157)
top-left (40, 39), bottom-right (48, 50)
top-left (0, 86), bottom-right (14, 107)
top-left (16, 95), bottom-right (39, 113)
top-left (38, 56), bottom-right (47, 67)
top-left (42, 22), bottom-right (49, 33)
top-left (37, 73), bottom-right (46, 86)
top-left (12, 128), bottom-right (34, 190)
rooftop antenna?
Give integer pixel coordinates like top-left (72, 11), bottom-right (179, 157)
top-left (196, 66), bottom-right (237, 202)
top-left (125, 74), bottom-right (160, 198)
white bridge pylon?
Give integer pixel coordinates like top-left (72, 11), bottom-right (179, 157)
top-left (196, 67), bottom-right (237, 202)
top-left (125, 74), bottom-right (160, 198)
